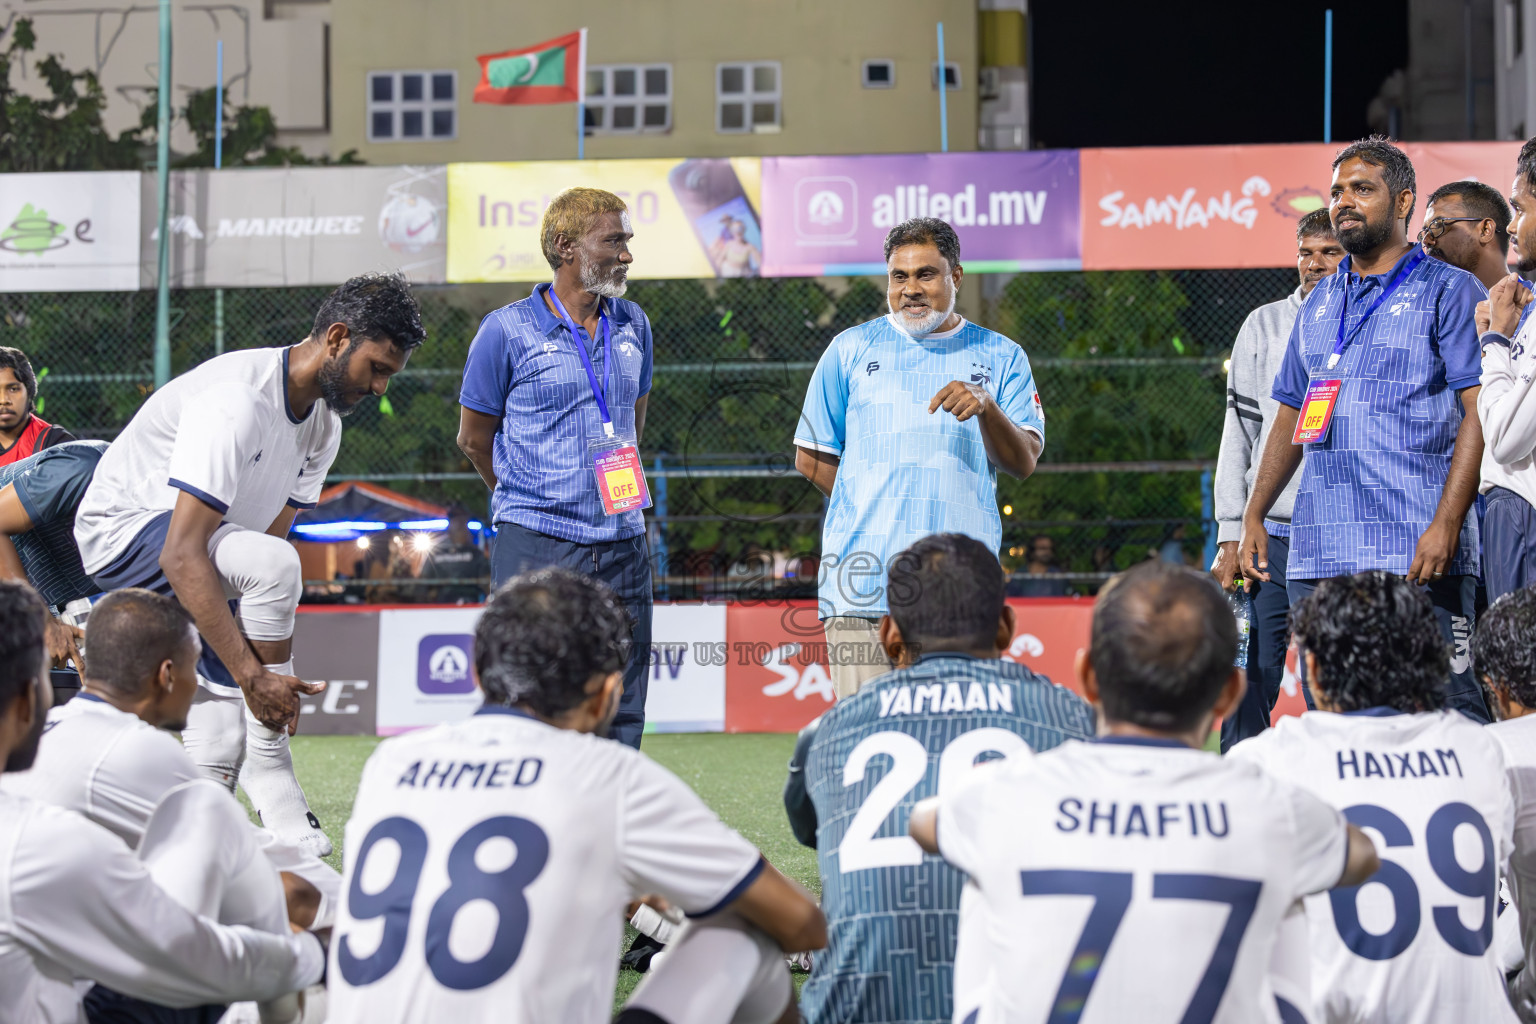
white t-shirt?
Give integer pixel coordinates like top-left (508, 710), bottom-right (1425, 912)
top-left (1488, 714), bottom-right (1536, 1020)
top-left (0, 792), bottom-right (323, 1023)
top-left (1231, 709), bottom-right (1518, 1024)
top-left (1, 693), bottom-right (199, 848)
top-left (75, 347), bottom-right (340, 575)
top-left (327, 706), bottom-right (765, 1024)
top-left (938, 737), bottom-right (1348, 1024)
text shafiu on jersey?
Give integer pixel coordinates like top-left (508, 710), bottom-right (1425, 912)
top-left (1231, 710), bottom-right (1517, 1024)
top-left (940, 738), bottom-right (1349, 1024)
top-left (328, 707), bottom-right (764, 1024)
top-left (75, 347), bottom-right (340, 575)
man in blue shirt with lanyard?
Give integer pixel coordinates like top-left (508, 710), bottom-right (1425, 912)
top-left (1240, 136), bottom-right (1490, 720)
top-left (458, 187), bottom-right (654, 748)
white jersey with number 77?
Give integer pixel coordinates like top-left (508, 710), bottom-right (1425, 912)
top-left (327, 706), bottom-right (765, 1024)
top-left (938, 737), bottom-right (1351, 1024)
top-left (1230, 709), bottom-right (1518, 1024)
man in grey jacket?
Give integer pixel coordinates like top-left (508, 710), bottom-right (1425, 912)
top-left (1212, 209), bottom-right (1344, 750)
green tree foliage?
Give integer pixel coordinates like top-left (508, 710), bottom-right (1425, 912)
top-left (0, 18), bottom-right (359, 172)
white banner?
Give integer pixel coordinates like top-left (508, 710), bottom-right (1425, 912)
top-left (374, 603), bottom-right (727, 735)
top-left (0, 172), bottom-right (140, 291)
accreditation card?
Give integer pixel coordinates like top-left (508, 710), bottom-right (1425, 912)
top-left (1292, 378), bottom-right (1342, 445)
top-left (589, 437), bottom-right (652, 515)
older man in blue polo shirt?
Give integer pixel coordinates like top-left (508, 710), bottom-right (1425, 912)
top-left (1240, 136), bottom-right (1490, 720)
top-left (457, 186), bottom-right (653, 748)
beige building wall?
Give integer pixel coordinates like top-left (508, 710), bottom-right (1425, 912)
top-left (0, 0), bottom-right (329, 159)
top-left (331, 0), bottom-right (979, 164)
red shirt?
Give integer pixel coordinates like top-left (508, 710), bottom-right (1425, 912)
top-left (0, 415), bottom-right (72, 468)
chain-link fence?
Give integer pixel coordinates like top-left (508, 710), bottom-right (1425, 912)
top-left (1, 266), bottom-right (1297, 596)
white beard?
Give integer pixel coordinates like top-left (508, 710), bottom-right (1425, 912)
top-left (888, 291), bottom-right (956, 338)
top-left (581, 258), bottom-right (628, 298)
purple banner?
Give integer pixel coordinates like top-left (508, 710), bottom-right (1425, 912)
top-left (761, 151), bottom-right (1081, 277)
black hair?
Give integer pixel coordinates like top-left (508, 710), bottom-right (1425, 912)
top-left (475, 567), bottom-right (631, 718)
top-left (310, 271), bottom-right (426, 353)
top-left (1296, 208), bottom-right (1336, 240)
top-left (0, 581), bottom-right (47, 711)
top-left (1333, 135), bottom-right (1417, 225)
top-left (0, 347), bottom-right (38, 413)
top-left (1518, 136), bottom-right (1536, 193)
top-left (84, 589), bottom-right (197, 696)
top-left (1290, 571), bottom-right (1447, 713)
top-left (1426, 180), bottom-right (1512, 254)
top-left (886, 533), bottom-right (1004, 652)
top-left (1472, 587), bottom-right (1536, 709)
top-left (883, 217), bottom-right (962, 270)
top-left (1089, 561), bottom-right (1236, 732)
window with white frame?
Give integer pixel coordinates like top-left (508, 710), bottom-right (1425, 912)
top-left (931, 62), bottom-right (962, 90)
top-left (368, 70), bottom-right (456, 142)
top-left (716, 61), bottom-right (781, 133)
top-left (584, 64), bottom-right (672, 134)
top-left (863, 60), bottom-right (896, 88)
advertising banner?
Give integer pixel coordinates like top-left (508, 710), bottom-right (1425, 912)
top-left (724, 602), bottom-right (835, 734)
top-left (373, 602), bottom-right (728, 734)
top-left (1001, 598), bottom-right (1094, 696)
top-left (0, 172), bottom-right (140, 291)
top-left (140, 165), bottom-right (447, 287)
top-left (293, 609), bottom-right (380, 735)
top-left (1080, 141), bottom-right (1523, 270)
top-left (761, 150), bottom-right (1081, 276)
top-left (447, 157), bottom-right (763, 281)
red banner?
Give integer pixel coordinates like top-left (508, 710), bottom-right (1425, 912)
top-left (1080, 141), bottom-right (1522, 270)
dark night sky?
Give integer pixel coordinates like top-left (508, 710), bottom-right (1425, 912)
top-left (1029, 1), bottom-right (1410, 149)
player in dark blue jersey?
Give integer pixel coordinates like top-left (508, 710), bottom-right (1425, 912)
top-left (783, 532), bottom-right (1094, 1024)
top-left (0, 440), bottom-right (107, 678)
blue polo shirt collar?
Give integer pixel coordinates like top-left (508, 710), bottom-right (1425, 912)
top-left (531, 283), bottom-right (634, 338)
top-left (1337, 245), bottom-right (1419, 289)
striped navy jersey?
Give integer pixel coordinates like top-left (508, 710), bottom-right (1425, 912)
top-left (797, 654), bottom-right (1094, 1024)
top-left (0, 441), bottom-right (106, 608)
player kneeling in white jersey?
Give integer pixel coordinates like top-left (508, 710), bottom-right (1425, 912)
top-left (3, 587), bottom-right (338, 1024)
top-left (909, 561), bottom-right (1379, 1024)
top-left (1231, 571), bottom-right (1518, 1024)
top-left (73, 272), bottom-right (427, 858)
top-left (329, 568), bottom-right (827, 1024)
top-left (1477, 586), bottom-right (1536, 1021)
top-left (0, 581), bottom-right (325, 1023)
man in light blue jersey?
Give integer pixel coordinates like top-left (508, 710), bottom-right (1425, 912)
top-left (795, 219), bottom-right (1044, 698)
top-left (783, 533), bottom-right (1093, 1024)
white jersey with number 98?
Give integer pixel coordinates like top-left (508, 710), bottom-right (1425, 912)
top-left (327, 706), bottom-right (764, 1024)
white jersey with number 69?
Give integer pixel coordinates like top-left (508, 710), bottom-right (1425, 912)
top-left (939, 737), bottom-right (1350, 1024)
top-left (1230, 709), bottom-right (1517, 1024)
top-left (327, 706), bottom-right (764, 1024)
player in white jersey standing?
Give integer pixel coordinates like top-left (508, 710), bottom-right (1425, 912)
top-left (0, 581), bottom-right (326, 1023)
top-left (1476, 586), bottom-right (1536, 1020)
top-left (908, 561), bottom-right (1379, 1024)
top-left (329, 567), bottom-right (826, 1024)
top-left (74, 272), bottom-right (425, 857)
top-left (1231, 571), bottom-right (1518, 1024)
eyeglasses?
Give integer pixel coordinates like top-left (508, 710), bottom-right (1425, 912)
top-left (1417, 216), bottom-right (1489, 243)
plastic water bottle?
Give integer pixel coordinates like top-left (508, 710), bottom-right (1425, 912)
top-left (1228, 580), bottom-right (1251, 669)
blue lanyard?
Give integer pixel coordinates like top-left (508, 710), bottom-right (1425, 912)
top-left (545, 286), bottom-right (615, 437)
top-left (1330, 248), bottom-right (1425, 368)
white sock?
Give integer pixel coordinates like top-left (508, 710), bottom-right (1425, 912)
top-left (239, 660), bottom-right (320, 837)
top-left (182, 699), bottom-right (246, 791)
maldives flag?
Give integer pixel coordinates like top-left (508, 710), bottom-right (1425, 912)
top-left (473, 29), bottom-right (587, 105)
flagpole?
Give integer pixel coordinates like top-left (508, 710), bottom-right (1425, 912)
top-left (577, 27), bottom-right (588, 159)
